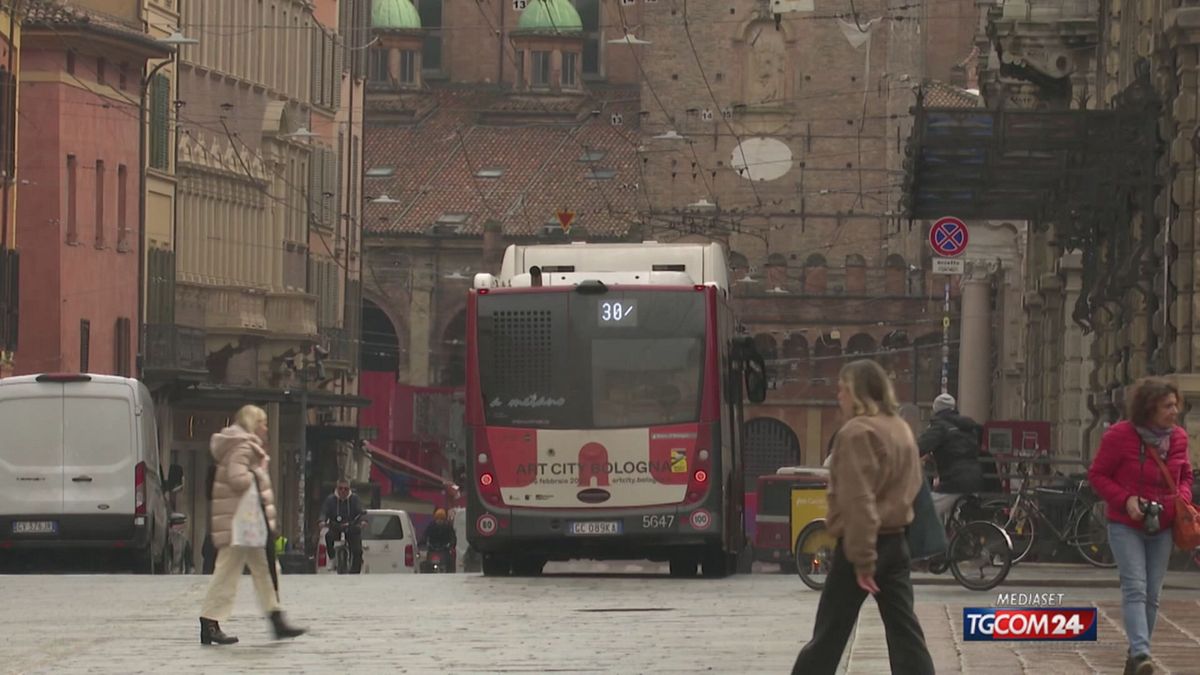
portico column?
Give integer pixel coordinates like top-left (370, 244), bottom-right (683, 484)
top-left (957, 262), bottom-right (993, 421)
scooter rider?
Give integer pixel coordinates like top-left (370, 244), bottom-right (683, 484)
top-left (321, 479), bottom-right (367, 573)
top-left (421, 508), bottom-right (457, 554)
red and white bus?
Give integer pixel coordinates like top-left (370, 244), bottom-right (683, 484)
top-left (464, 242), bottom-right (767, 577)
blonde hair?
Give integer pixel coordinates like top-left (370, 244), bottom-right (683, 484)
top-left (235, 405), bottom-right (268, 434)
top-left (839, 359), bottom-right (900, 417)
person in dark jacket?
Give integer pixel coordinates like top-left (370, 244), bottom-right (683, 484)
top-left (917, 393), bottom-right (984, 525)
top-left (321, 479), bottom-right (367, 573)
top-left (421, 508), bottom-right (456, 549)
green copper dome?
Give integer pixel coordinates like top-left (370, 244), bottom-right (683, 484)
top-left (372, 0), bottom-right (421, 30)
top-left (516, 0), bottom-right (583, 34)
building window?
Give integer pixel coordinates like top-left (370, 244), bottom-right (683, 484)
top-left (94, 160), bottom-right (105, 248)
top-left (114, 317), bottom-right (131, 377)
top-left (400, 50), bottom-right (417, 85)
top-left (117, 165), bottom-right (129, 252)
top-left (418, 0), bottom-right (443, 73)
top-left (66, 50), bottom-right (75, 75)
top-left (574, 0), bottom-right (601, 77)
top-left (118, 63), bottom-right (128, 90)
top-left (0, 67), bottom-right (16, 180)
top-left (66, 155), bottom-right (78, 244)
top-left (516, 50), bottom-right (525, 89)
top-left (367, 48), bottom-right (389, 85)
top-left (96, 58), bottom-right (107, 85)
top-left (148, 74), bottom-right (170, 171)
top-left (79, 319), bottom-right (90, 373)
top-left (531, 51), bottom-right (551, 87)
top-left (562, 52), bottom-right (578, 88)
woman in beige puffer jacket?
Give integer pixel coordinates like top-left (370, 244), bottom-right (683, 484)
top-left (198, 405), bottom-right (305, 646)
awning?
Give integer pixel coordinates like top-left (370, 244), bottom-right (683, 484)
top-left (363, 443), bottom-right (451, 490)
top-left (172, 383), bottom-right (372, 409)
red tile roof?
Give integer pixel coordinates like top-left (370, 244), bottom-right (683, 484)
top-left (922, 80), bottom-right (983, 109)
top-left (363, 87), bottom-right (642, 239)
top-left (23, 0), bottom-right (161, 48)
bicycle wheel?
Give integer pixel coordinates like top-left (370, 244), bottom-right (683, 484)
top-left (1071, 501), bottom-right (1117, 568)
top-left (984, 498), bottom-right (1036, 564)
top-left (948, 521), bottom-right (1012, 591)
top-left (794, 519), bottom-right (836, 592)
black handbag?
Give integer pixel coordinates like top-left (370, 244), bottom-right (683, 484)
top-left (908, 481), bottom-right (948, 560)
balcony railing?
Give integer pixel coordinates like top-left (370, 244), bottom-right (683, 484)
top-left (144, 323), bottom-right (207, 374)
top-left (182, 283), bottom-right (318, 338)
top-left (319, 326), bottom-right (351, 364)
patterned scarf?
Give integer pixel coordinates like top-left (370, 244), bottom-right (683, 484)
top-left (1135, 425), bottom-right (1172, 459)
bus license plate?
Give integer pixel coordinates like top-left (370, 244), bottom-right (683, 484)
top-left (568, 521), bottom-right (622, 536)
top-left (12, 521), bottom-right (57, 535)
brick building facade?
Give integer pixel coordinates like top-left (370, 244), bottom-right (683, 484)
top-left (362, 0), bottom-right (982, 484)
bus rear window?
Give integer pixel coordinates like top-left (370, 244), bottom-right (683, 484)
top-left (477, 290), bottom-right (706, 429)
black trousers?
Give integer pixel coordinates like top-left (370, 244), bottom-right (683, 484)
top-left (792, 533), bottom-right (935, 675)
top-left (326, 527), bottom-right (364, 573)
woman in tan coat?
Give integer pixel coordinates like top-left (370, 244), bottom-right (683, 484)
top-left (198, 405), bottom-right (305, 645)
top-left (792, 360), bottom-right (934, 674)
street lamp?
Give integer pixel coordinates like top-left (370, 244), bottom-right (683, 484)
top-left (136, 30), bottom-right (197, 376)
top-left (285, 345), bottom-right (328, 550)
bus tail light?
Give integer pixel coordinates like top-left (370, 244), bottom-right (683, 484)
top-left (134, 462), bottom-right (147, 516)
top-left (478, 470), bottom-right (502, 504)
top-left (694, 470), bottom-right (708, 483)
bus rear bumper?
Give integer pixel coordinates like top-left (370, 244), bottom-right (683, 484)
top-left (467, 508), bottom-right (724, 561)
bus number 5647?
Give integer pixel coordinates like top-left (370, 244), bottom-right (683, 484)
top-left (643, 515), bottom-right (675, 529)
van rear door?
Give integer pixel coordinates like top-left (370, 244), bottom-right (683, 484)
top-left (0, 384), bottom-right (65, 519)
top-left (62, 383), bottom-right (137, 519)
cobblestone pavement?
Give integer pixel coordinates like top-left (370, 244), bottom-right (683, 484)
top-left (1, 565), bottom-right (1198, 674)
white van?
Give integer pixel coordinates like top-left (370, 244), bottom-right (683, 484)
top-left (0, 373), bottom-right (182, 572)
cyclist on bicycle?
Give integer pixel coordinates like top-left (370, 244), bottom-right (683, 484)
top-left (321, 479), bottom-right (367, 573)
top-left (918, 393), bottom-right (984, 525)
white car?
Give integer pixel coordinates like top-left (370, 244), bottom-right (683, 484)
top-left (316, 508), bottom-right (418, 574)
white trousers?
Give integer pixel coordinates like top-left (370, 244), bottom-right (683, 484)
top-left (199, 546), bottom-right (280, 621)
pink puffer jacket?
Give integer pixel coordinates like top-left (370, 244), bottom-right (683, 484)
top-left (209, 425), bottom-right (277, 549)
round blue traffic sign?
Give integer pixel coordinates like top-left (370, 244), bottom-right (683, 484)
top-left (929, 217), bottom-right (968, 257)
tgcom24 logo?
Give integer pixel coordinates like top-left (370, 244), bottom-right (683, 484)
top-left (962, 607), bottom-right (1099, 642)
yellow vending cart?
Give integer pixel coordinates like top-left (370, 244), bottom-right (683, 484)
top-left (782, 467), bottom-right (837, 589)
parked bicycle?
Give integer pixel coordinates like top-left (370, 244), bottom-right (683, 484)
top-left (983, 462), bottom-right (1115, 568)
top-left (793, 495), bottom-right (1013, 592)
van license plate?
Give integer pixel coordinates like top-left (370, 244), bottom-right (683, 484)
top-left (12, 521), bottom-right (57, 535)
top-left (568, 521), bottom-right (622, 536)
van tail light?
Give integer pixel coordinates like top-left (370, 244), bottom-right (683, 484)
top-left (134, 462), bottom-right (146, 515)
top-left (405, 544), bottom-right (414, 567)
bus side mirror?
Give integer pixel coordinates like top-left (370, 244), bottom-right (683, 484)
top-left (165, 464), bottom-right (184, 493)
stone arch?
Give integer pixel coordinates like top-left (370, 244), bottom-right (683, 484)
top-left (743, 417), bottom-right (802, 492)
top-left (754, 332), bottom-right (778, 362)
top-left (813, 332), bottom-right (842, 379)
top-left (729, 250), bottom-right (749, 271)
top-left (913, 332), bottom-right (943, 404)
top-left (805, 253), bottom-right (828, 294)
top-left (361, 296), bottom-right (405, 373)
top-left (435, 309), bottom-right (467, 386)
top-left (846, 333), bottom-right (876, 356)
top-left (844, 253), bottom-right (867, 294)
top-left (885, 254), bottom-right (907, 295)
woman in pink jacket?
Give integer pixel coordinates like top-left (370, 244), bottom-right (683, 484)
top-left (1088, 378), bottom-right (1195, 675)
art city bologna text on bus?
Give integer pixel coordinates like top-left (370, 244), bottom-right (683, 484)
top-left (463, 242), bottom-right (768, 578)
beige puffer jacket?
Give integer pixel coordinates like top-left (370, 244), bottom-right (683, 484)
top-left (209, 425), bottom-right (278, 550)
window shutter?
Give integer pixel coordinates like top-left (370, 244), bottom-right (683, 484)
top-left (311, 27), bottom-right (324, 107)
top-left (333, 32), bottom-right (345, 109)
top-left (149, 75), bottom-right (170, 170)
top-left (308, 150), bottom-right (323, 227)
